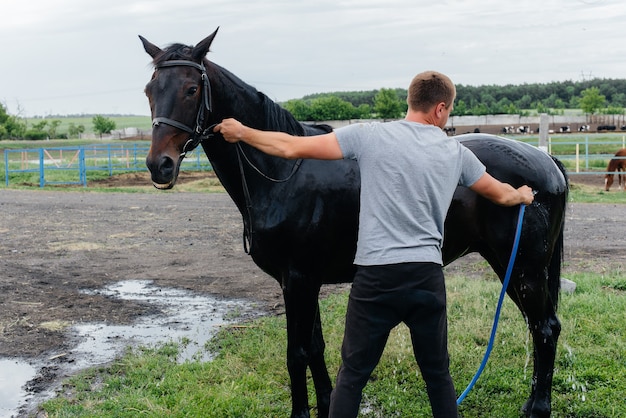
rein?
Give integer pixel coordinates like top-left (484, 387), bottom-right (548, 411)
top-left (152, 60), bottom-right (216, 157)
top-left (235, 144), bottom-right (304, 255)
top-left (236, 143), bottom-right (303, 183)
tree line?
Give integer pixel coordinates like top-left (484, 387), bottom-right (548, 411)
top-left (283, 78), bottom-right (626, 121)
top-left (2, 78), bottom-right (625, 138)
top-left (0, 107), bottom-right (116, 140)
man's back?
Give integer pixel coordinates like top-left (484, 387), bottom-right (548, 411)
top-left (335, 120), bottom-right (485, 266)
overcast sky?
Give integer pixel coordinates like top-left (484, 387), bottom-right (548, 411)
top-left (1, 0), bottom-right (623, 117)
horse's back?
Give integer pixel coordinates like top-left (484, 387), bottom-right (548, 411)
top-left (443, 133), bottom-right (568, 266)
top-left (301, 122), bottom-right (334, 136)
top-left (455, 133), bottom-right (567, 194)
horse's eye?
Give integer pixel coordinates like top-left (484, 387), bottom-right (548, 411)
top-left (186, 86), bottom-right (198, 96)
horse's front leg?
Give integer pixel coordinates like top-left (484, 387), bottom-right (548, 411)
top-left (282, 271), bottom-right (330, 418)
top-left (308, 305), bottom-right (333, 417)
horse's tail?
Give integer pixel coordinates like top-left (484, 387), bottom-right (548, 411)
top-left (548, 156), bottom-right (569, 310)
top-left (548, 221), bottom-right (564, 310)
top-left (552, 155), bottom-right (570, 192)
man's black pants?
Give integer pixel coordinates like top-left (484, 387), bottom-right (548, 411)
top-left (329, 262), bottom-right (458, 417)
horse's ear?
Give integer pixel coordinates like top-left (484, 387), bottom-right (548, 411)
top-left (192, 27), bottom-right (219, 62)
top-left (139, 35), bottom-right (163, 59)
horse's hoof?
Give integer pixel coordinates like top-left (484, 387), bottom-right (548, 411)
top-left (522, 400), bottom-right (551, 418)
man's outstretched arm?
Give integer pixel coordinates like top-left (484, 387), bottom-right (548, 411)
top-left (214, 118), bottom-right (343, 160)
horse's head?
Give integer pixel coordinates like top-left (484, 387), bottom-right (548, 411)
top-left (140, 28), bottom-right (219, 189)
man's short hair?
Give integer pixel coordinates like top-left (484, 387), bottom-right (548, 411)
top-left (407, 71), bottom-right (456, 112)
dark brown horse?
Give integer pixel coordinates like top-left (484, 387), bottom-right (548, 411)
top-left (139, 28), bottom-right (568, 418)
top-left (604, 148), bottom-right (626, 191)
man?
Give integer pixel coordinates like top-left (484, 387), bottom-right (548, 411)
top-left (215, 71), bottom-right (534, 417)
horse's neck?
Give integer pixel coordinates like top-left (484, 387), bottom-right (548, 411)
top-left (204, 62), bottom-right (303, 215)
top-left (208, 62), bottom-right (303, 134)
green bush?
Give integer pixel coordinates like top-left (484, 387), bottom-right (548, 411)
top-left (23, 130), bottom-right (48, 140)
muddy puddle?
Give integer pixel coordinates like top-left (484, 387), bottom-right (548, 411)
top-left (1, 280), bottom-right (259, 418)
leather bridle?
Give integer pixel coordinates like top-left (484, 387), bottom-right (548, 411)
top-left (152, 60), bottom-right (216, 157)
top-left (150, 58), bottom-right (305, 256)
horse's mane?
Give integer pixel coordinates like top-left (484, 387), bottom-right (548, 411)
top-left (154, 43), bottom-right (331, 137)
top-left (216, 64), bottom-right (331, 136)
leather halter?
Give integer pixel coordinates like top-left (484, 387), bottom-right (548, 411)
top-left (152, 60), bottom-right (216, 157)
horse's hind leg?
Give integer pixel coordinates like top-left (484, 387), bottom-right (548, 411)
top-left (514, 283), bottom-right (560, 418)
top-left (482, 251), bottom-right (560, 418)
top-left (503, 253), bottom-right (562, 418)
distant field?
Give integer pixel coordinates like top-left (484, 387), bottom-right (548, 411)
top-left (25, 115), bottom-right (152, 136)
top-left (18, 115), bottom-right (626, 152)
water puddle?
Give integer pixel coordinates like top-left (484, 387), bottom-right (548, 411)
top-left (0, 360), bottom-right (37, 418)
top-left (0, 280), bottom-right (258, 418)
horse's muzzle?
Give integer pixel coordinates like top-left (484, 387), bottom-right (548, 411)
top-left (146, 154), bottom-right (180, 189)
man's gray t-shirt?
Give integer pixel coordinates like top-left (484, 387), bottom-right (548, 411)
top-left (335, 120), bottom-right (485, 266)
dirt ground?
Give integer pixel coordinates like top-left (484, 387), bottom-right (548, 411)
top-left (0, 171), bottom-right (624, 410)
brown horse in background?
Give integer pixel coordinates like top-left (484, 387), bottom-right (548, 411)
top-left (604, 148), bottom-right (626, 191)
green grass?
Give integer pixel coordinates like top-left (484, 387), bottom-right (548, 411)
top-left (25, 115), bottom-right (152, 136)
top-left (568, 182), bottom-right (626, 203)
top-left (40, 271), bottom-right (626, 417)
top-left (505, 132), bottom-right (625, 160)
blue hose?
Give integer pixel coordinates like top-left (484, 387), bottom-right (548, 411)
top-left (457, 203), bottom-right (526, 405)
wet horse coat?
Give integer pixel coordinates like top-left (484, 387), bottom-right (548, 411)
top-left (140, 29), bottom-right (568, 418)
top-left (604, 148), bottom-right (626, 191)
